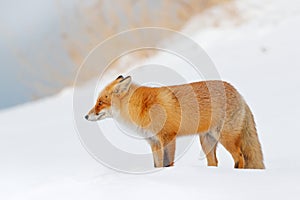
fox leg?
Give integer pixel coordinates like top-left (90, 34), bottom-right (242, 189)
top-left (149, 135), bottom-right (176, 168)
top-left (149, 141), bottom-right (164, 168)
top-left (163, 139), bottom-right (176, 167)
top-left (200, 133), bottom-right (218, 167)
top-left (220, 133), bottom-right (245, 169)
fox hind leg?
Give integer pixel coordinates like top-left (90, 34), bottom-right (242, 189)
top-left (220, 132), bottom-right (245, 169)
top-left (200, 133), bottom-right (218, 167)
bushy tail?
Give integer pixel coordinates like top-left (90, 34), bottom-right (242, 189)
top-left (241, 104), bottom-right (265, 169)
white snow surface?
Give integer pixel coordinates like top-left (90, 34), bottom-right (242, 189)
top-left (1, 0), bottom-right (300, 199)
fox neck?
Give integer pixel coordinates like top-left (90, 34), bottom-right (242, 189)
top-left (111, 83), bottom-right (146, 133)
top-left (111, 82), bottom-right (140, 121)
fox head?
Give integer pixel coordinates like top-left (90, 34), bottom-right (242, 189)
top-left (85, 75), bottom-right (132, 121)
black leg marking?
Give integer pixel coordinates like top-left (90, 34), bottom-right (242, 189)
top-left (234, 161), bottom-right (239, 168)
top-left (163, 149), bottom-right (171, 167)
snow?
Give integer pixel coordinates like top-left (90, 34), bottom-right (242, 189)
top-left (1, 0), bottom-right (300, 199)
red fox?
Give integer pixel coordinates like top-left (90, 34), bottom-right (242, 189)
top-left (85, 75), bottom-right (265, 169)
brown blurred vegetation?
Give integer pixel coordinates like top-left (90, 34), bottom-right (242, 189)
top-left (27, 0), bottom-right (232, 99)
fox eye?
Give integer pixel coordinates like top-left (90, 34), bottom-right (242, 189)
top-left (98, 101), bottom-right (103, 106)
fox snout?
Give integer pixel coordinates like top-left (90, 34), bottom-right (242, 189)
top-left (85, 111), bottom-right (101, 121)
top-left (85, 108), bottom-right (97, 121)
top-left (85, 108), bottom-right (111, 121)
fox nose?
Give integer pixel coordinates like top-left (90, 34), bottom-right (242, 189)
top-left (85, 115), bottom-right (89, 120)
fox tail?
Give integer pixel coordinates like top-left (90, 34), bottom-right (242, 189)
top-left (241, 105), bottom-right (265, 169)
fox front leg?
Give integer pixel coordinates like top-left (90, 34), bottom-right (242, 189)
top-left (149, 138), bottom-right (176, 168)
top-left (163, 139), bottom-right (176, 167)
top-left (149, 141), bottom-right (164, 168)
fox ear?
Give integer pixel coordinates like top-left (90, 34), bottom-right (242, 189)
top-left (116, 75), bottom-right (124, 80)
top-left (114, 76), bottom-right (132, 94)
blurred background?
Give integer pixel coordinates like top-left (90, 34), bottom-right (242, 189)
top-left (0, 0), bottom-right (231, 109)
top-left (1, 1), bottom-right (300, 199)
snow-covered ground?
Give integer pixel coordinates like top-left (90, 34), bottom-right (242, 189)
top-left (1, 0), bottom-right (300, 199)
